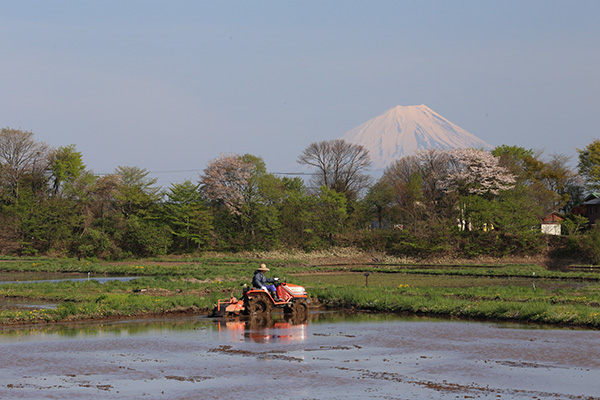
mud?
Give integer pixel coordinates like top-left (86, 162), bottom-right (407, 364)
top-left (0, 312), bottom-right (598, 399)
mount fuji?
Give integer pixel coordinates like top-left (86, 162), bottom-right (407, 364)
top-left (342, 105), bottom-right (492, 170)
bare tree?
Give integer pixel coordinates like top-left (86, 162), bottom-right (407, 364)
top-left (0, 127), bottom-right (51, 197)
top-left (380, 149), bottom-right (453, 209)
top-left (297, 139), bottom-right (371, 201)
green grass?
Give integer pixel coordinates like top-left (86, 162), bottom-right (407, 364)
top-left (0, 276), bottom-right (241, 324)
top-left (306, 285), bottom-right (600, 327)
top-left (299, 270), bottom-right (600, 328)
top-left (1, 257), bottom-right (600, 328)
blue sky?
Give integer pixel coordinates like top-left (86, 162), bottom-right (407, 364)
top-left (1, 1), bottom-right (599, 187)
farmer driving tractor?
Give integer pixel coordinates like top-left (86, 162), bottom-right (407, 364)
top-left (252, 263), bottom-right (280, 301)
top-left (211, 263), bottom-right (309, 317)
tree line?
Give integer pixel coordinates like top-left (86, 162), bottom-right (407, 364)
top-left (1, 126), bottom-right (599, 261)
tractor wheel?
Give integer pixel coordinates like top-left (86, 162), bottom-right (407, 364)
top-left (292, 299), bottom-right (309, 316)
top-left (246, 295), bottom-right (272, 315)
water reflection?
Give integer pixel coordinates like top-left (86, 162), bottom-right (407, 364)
top-left (0, 311), bottom-right (597, 399)
top-left (216, 312), bottom-right (309, 343)
top-left (0, 310), bottom-right (312, 342)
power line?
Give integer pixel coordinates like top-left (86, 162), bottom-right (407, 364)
top-left (94, 169), bottom-right (312, 176)
top-left (270, 172), bottom-right (312, 176)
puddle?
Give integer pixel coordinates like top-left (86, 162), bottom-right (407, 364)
top-left (0, 271), bottom-right (89, 282)
top-left (0, 272), bottom-right (141, 310)
top-left (0, 298), bottom-right (57, 310)
top-left (0, 274), bottom-right (141, 285)
top-left (0, 312), bottom-right (598, 399)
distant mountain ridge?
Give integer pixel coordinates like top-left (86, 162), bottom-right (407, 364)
top-left (342, 105), bottom-right (491, 170)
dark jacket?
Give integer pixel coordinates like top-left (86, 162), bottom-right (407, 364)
top-left (252, 270), bottom-right (275, 289)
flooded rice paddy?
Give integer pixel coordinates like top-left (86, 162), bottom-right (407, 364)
top-left (0, 311), bottom-right (598, 399)
top-left (0, 272), bottom-right (141, 286)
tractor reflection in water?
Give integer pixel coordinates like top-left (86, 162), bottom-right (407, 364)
top-left (216, 311), bottom-right (309, 343)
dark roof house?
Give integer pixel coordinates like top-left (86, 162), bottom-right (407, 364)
top-left (573, 193), bottom-right (600, 224)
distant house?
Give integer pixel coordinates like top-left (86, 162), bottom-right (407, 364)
top-left (572, 193), bottom-right (600, 224)
top-left (540, 212), bottom-right (564, 235)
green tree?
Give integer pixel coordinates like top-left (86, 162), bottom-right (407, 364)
top-left (86, 174), bottom-right (121, 232)
top-left (1, 187), bottom-right (80, 255)
top-left (315, 187), bottom-right (347, 245)
top-left (562, 214), bottom-right (589, 236)
top-left (278, 178), bottom-right (321, 250)
top-left (0, 132), bottom-right (85, 255)
top-left (163, 180), bottom-right (213, 252)
top-left (493, 186), bottom-right (543, 233)
top-left (108, 166), bottom-right (163, 256)
top-left (123, 215), bottom-right (172, 257)
top-left (114, 166), bottom-right (161, 218)
top-left (49, 145), bottom-right (86, 196)
top-left (238, 154), bottom-right (284, 249)
top-left (363, 180), bottom-right (394, 229)
top-left (494, 145), bottom-right (580, 214)
top-left (577, 139), bottom-right (600, 190)
top-left (491, 144), bottom-right (535, 177)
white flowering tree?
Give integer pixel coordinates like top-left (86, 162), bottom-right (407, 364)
top-left (438, 149), bottom-right (516, 232)
top-left (439, 149), bottom-right (516, 197)
top-left (200, 153), bottom-right (253, 215)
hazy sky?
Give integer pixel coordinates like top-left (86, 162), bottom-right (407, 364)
top-left (2, 1), bottom-right (599, 187)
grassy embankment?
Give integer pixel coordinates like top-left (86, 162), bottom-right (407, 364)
top-left (0, 256), bottom-right (599, 328)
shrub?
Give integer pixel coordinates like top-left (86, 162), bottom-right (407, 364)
top-left (556, 224), bottom-right (600, 264)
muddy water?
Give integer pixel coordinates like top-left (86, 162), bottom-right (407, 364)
top-left (0, 312), bottom-right (598, 400)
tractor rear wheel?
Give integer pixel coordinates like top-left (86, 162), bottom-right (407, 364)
top-left (292, 298), bottom-right (309, 316)
top-left (246, 295), bottom-right (272, 315)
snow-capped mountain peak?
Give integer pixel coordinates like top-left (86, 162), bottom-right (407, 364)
top-left (342, 105), bottom-right (491, 170)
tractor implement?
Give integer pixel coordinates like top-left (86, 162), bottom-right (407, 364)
top-left (210, 294), bottom-right (245, 317)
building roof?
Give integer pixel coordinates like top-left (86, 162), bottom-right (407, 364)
top-left (541, 212), bottom-right (564, 224)
top-left (583, 193), bottom-right (600, 202)
top-left (582, 197), bottom-right (600, 206)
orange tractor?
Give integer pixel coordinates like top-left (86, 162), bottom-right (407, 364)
top-left (211, 279), bottom-right (309, 317)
